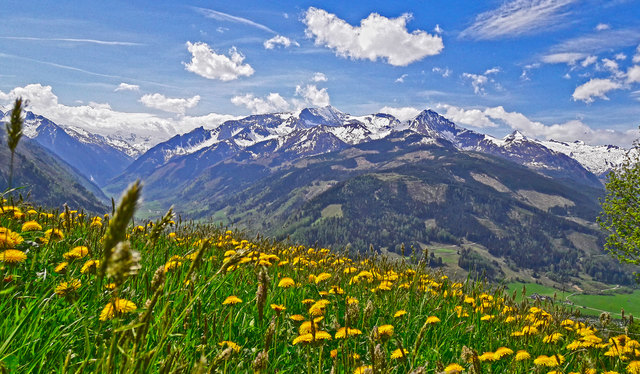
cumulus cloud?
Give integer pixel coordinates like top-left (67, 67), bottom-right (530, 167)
top-left (462, 68), bottom-right (500, 95)
top-left (295, 84), bottom-right (330, 107)
top-left (439, 103), bottom-right (637, 146)
top-left (183, 41), bottom-right (254, 81)
top-left (303, 7), bottom-right (443, 66)
top-left (139, 93), bottom-right (201, 115)
top-left (115, 83), bottom-right (140, 92)
top-left (634, 45), bottom-right (640, 63)
top-left (0, 84), bottom-right (236, 151)
top-left (595, 23), bottom-right (610, 31)
top-left (436, 104), bottom-right (498, 128)
top-left (263, 35), bottom-right (299, 49)
top-left (232, 84), bottom-right (331, 114)
top-left (378, 106), bottom-right (421, 121)
top-left (572, 78), bottom-right (622, 103)
top-left (627, 65), bottom-right (640, 84)
top-left (460, 0), bottom-right (576, 40)
top-left (581, 55), bottom-right (597, 67)
top-left (311, 72), bottom-right (328, 82)
top-left (231, 93), bottom-right (291, 114)
top-left (615, 53), bottom-right (627, 60)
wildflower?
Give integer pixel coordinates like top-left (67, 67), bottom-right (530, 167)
top-left (444, 363), bottom-right (464, 374)
top-left (335, 327), bottom-right (363, 339)
top-left (376, 324), bottom-right (394, 339)
top-left (164, 260), bottom-right (182, 272)
top-left (301, 298), bottom-right (315, 305)
top-left (494, 347), bottom-right (514, 359)
top-left (390, 348), bottom-right (408, 360)
top-left (55, 279), bottom-right (81, 296)
top-left (0, 227), bottom-right (24, 247)
top-left (43, 228), bottom-right (64, 242)
top-left (347, 296), bottom-right (359, 304)
top-left (515, 350), bottom-right (530, 361)
top-left (218, 341), bottom-right (241, 352)
top-left (543, 333), bottom-right (563, 344)
top-left (80, 259), bottom-right (100, 274)
top-left (21, 221), bottom-right (42, 232)
top-left (104, 283), bottom-right (116, 290)
top-left (0, 249), bottom-right (27, 264)
top-left (292, 334), bottom-right (314, 345)
top-left (99, 298), bottom-right (137, 321)
top-left (315, 272), bottom-right (331, 284)
top-left (54, 262), bottom-right (69, 273)
top-left (270, 304), bottom-right (286, 313)
top-left (278, 277), bottom-right (295, 288)
top-left (289, 314), bottom-right (305, 321)
top-left (478, 352), bottom-right (496, 362)
top-left (394, 310), bottom-right (407, 318)
top-left (223, 295), bottom-right (242, 305)
top-left (426, 316), bottom-right (441, 324)
top-left (63, 246), bottom-right (89, 260)
top-left (628, 361), bottom-right (640, 374)
top-left (533, 354), bottom-right (565, 367)
top-left (353, 366), bottom-right (372, 374)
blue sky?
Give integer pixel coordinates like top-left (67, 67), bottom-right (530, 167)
top-left (1, 0), bottom-right (640, 146)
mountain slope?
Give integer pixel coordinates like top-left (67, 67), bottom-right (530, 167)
top-left (0, 133), bottom-right (107, 213)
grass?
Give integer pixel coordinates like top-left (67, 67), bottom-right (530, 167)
top-left (1, 198), bottom-right (640, 373)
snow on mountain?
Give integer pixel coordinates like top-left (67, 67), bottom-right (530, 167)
top-left (539, 139), bottom-right (636, 177)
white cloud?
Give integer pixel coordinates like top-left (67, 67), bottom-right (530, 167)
top-left (395, 74), bottom-right (408, 83)
top-left (436, 104), bottom-right (498, 128)
top-left (231, 93), bottom-right (291, 114)
top-left (595, 23), bottom-right (610, 31)
top-left (311, 72), bottom-right (328, 82)
top-left (139, 93), bottom-right (200, 115)
top-left (634, 45), bottom-right (640, 63)
top-left (432, 67), bottom-right (451, 78)
top-left (378, 106), bottom-right (421, 121)
top-left (462, 69), bottom-right (502, 95)
top-left (572, 78), bottom-right (622, 103)
top-left (460, 0), bottom-right (576, 40)
top-left (183, 41), bottom-right (254, 81)
top-left (303, 7), bottom-right (443, 66)
top-left (115, 83), bottom-right (140, 92)
top-left (601, 58), bottom-right (624, 78)
top-left (0, 84), bottom-right (236, 150)
top-left (434, 24), bottom-right (444, 34)
top-left (193, 7), bottom-right (275, 34)
top-left (0, 36), bottom-right (142, 46)
top-left (615, 52), bottom-right (627, 60)
top-left (581, 55), bottom-right (597, 67)
top-left (439, 103), bottom-right (637, 146)
top-left (548, 29), bottom-right (640, 56)
top-left (541, 52), bottom-right (586, 65)
top-left (263, 35), bottom-right (299, 49)
top-left (295, 84), bottom-right (330, 107)
top-left (484, 67), bottom-right (501, 75)
top-left (627, 65), bottom-right (640, 84)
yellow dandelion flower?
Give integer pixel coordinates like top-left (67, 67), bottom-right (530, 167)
top-left (443, 363), bottom-right (464, 374)
top-left (218, 341), bottom-right (241, 352)
top-left (494, 347), bottom-right (514, 359)
top-left (104, 283), bottom-right (116, 290)
top-left (426, 316), bottom-right (441, 324)
top-left (478, 352), bottom-right (496, 362)
top-left (55, 279), bottom-right (81, 296)
top-left (278, 277), bottom-right (295, 288)
top-left (515, 350), bottom-right (530, 361)
top-left (314, 331), bottom-right (332, 341)
top-left (331, 349), bottom-right (338, 358)
top-left (543, 333), bottom-right (563, 344)
top-left (80, 259), bottom-right (100, 274)
top-left (270, 304), bottom-right (286, 312)
top-left (63, 246), bottom-right (89, 260)
top-left (314, 272), bottom-right (331, 284)
top-left (21, 221), bottom-right (42, 232)
top-left (347, 296), bottom-right (359, 304)
top-left (628, 361), bottom-right (640, 374)
top-left (289, 314), bottom-right (305, 321)
top-left (533, 354), bottom-right (564, 367)
top-left (54, 262), bottom-right (69, 273)
top-left (394, 310), bottom-right (407, 318)
top-left (164, 260), bottom-right (182, 272)
top-left (0, 249), bottom-right (27, 264)
top-left (293, 333), bottom-right (314, 345)
top-left (223, 295), bottom-right (242, 305)
top-left (301, 298), bottom-right (315, 305)
top-left (353, 366), bottom-right (372, 374)
top-left (376, 324), bottom-right (394, 338)
top-left (335, 327), bottom-right (363, 339)
top-left (0, 227), bottom-right (24, 248)
top-left (99, 298), bottom-right (137, 321)
top-left (390, 348), bottom-right (408, 360)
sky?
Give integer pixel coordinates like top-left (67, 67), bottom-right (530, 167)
top-left (1, 0), bottom-right (640, 147)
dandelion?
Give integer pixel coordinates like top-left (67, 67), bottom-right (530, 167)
top-left (543, 333), bottom-right (564, 344)
top-left (426, 316), bottom-right (441, 324)
top-left (478, 352), bottom-right (496, 362)
top-left (164, 260), bottom-right (182, 272)
top-left (104, 283), bottom-right (116, 290)
top-left (278, 277), bottom-right (295, 288)
top-left (43, 228), bottom-right (64, 243)
top-left (289, 314), bottom-right (305, 321)
top-left (394, 309), bottom-right (407, 318)
top-left (390, 348), bottom-right (408, 360)
top-left (0, 249), bottom-right (27, 264)
top-left (99, 298), bottom-right (137, 321)
top-left (270, 304), bottom-right (286, 313)
top-left (80, 259), bottom-right (100, 274)
top-left (54, 262), bottom-right (68, 273)
top-left (314, 272), bottom-right (331, 283)
top-left (55, 279), bottom-right (81, 297)
top-left (376, 324), bottom-right (394, 339)
top-left (515, 350), bottom-right (530, 361)
top-left (292, 333), bottom-right (314, 345)
top-left (21, 221), bottom-right (42, 232)
top-left (533, 354), bottom-right (565, 367)
top-left (494, 347), bottom-right (514, 359)
top-left (628, 361), bottom-right (640, 374)
top-left (218, 341), bottom-right (241, 352)
top-left (0, 227), bottom-right (24, 248)
top-left (443, 363), bottom-right (464, 374)
top-left (63, 246), bottom-right (89, 260)
top-left (223, 295), bottom-right (242, 305)
top-left (353, 365), bottom-right (372, 374)
top-left (335, 327), bottom-right (363, 339)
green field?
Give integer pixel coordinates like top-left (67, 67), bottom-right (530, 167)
top-left (508, 282), bottom-right (640, 317)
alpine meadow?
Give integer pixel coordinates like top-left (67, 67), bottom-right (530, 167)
top-left (2, 1), bottom-right (640, 373)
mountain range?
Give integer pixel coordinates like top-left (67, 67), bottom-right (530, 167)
top-left (3, 105), bottom-right (638, 286)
